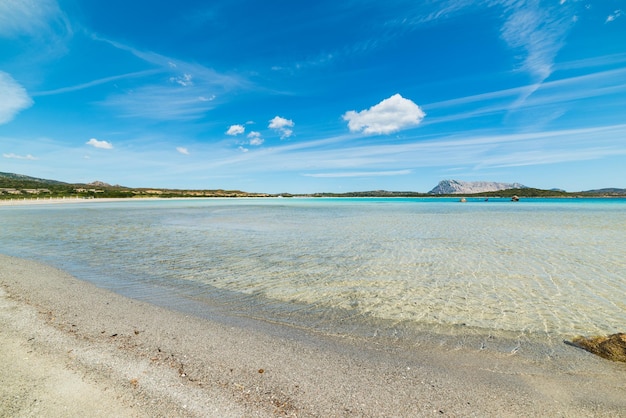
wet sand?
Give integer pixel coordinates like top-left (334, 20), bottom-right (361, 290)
top-left (1, 254), bottom-right (625, 417)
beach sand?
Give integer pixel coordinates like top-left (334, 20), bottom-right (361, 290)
top-left (1, 254), bottom-right (625, 417)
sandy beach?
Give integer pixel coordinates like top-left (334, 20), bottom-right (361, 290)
top-left (1, 254), bottom-right (625, 417)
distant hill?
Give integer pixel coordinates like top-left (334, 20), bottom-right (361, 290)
top-left (582, 188), bottom-right (626, 196)
top-left (0, 172), bottom-right (269, 199)
top-left (1, 172), bottom-right (624, 199)
top-left (0, 172), bottom-right (68, 187)
top-left (429, 180), bottom-right (527, 195)
top-left (310, 190), bottom-right (428, 198)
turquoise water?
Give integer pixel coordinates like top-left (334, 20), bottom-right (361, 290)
top-left (1, 197), bottom-right (625, 343)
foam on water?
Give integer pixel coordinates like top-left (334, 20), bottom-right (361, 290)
top-left (1, 198), bottom-right (624, 345)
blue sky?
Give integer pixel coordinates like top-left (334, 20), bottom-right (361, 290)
top-left (1, 0), bottom-right (625, 193)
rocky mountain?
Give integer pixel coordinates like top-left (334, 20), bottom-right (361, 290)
top-left (88, 180), bottom-right (113, 187)
top-left (429, 179), bottom-right (527, 195)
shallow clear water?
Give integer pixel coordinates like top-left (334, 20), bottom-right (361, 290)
top-left (1, 198), bottom-right (625, 343)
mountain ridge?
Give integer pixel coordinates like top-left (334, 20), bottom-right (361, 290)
top-left (429, 180), bottom-right (527, 195)
top-left (1, 172), bottom-right (625, 197)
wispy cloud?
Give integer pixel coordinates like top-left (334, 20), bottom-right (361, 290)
top-left (32, 70), bottom-right (162, 97)
top-left (383, 0), bottom-right (574, 84)
top-left (553, 53), bottom-right (626, 71)
top-left (92, 35), bottom-right (250, 120)
top-left (303, 170), bottom-right (412, 178)
top-left (386, 1), bottom-right (576, 108)
top-left (343, 94), bottom-right (425, 135)
top-left (383, 0), bottom-right (476, 27)
top-left (0, 72), bottom-right (34, 124)
top-left (0, 0), bottom-right (69, 38)
top-left (605, 9), bottom-right (622, 23)
top-left (93, 35), bottom-right (248, 89)
top-left (3, 153), bottom-right (38, 160)
top-left (102, 85), bottom-right (218, 121)
top-left (0, 0), bottom-right (72, 65)
top-left (176, 147), bottom-right (190, 155)
top-left (497, 0), bottom-right (576, 108)
top-left (86, 138), bottom-right (113, 149)
top-left (170, 73), bottom-right (193, 86)
top-left (422, 67), bottom-right (626, 126)
top-left (499, 2), bottom-right (564, 81)
top-left (205, 124), bottom-right (626, 175)
top-left (271, 52), bottom-right (336, 73)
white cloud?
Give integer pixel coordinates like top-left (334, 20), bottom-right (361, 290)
top-left (343, 94), bottom-right (425, 135)
top-left (170, 73), bottom-right (193, 86)
top-left (606, 10), bottom-right (622, 23)
top-left (3, 153), bottom-right (38, 160)
top-left (176, 147), bottom-right (190, 155)
top-left (0, 72), bottom-right (34, 124)
top-left (103, 85), bottom-right (218, 121)
top-left (86, 138), bottom-right (113, 149)
top-left (226, 124), bottom-right (245, 136)
top-left (269, 116), bottom-right (294, 139)
top-left (247, 131), bottom-right (264, 146)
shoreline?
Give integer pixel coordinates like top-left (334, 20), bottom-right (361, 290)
top-left (0, 197), bottom-right (171, 207)
top-left (1, 254), bottom-right (625, 416)
top-left (2, 195), bottom-right (625, 208)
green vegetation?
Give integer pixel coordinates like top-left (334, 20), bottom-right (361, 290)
top-left (0, 172), bottom-right (270, 200)
top-left (456, 188), bottom-right (571, 198)
top-left (309, 190), bottom-right (430, 198)
top-left (2, 172), bottom-right (625, 200)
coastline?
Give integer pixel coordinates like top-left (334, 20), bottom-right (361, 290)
top-left (1, 254), bottom-right (625, 416)
top-left (0, 197), bottom-right (166, 207)
top-left (2, 195), bottom-right (625, 210)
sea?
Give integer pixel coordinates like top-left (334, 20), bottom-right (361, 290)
top-left (1, 197), bottom-right (625, 356)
